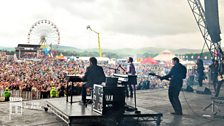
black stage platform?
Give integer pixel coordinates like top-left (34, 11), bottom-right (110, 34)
top-left (46, 97), bottom-right (162, 126)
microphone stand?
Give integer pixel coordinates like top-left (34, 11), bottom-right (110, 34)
top-left (118, 64), bottom-right (140, 114)
top-left (117, 64), bottom-right (127, 74)
top-left (102, 65), bottom-right (120, 74)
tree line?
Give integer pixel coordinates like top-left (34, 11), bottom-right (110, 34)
top-left (0, 49), bottom-right (212, 60)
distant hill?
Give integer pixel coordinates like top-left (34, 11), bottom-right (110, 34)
top-left (174, 48), bottom-right (203, 54)
top-left (0, 45), bottom-right (206, 57)
top-left (52, 45), bottom-right (80, 52)
top-left (54, 46), bottom-right (206, 58)
top-left (0, 46), bottom-right (14, 51)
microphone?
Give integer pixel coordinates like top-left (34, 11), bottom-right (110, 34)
top-left (148, 73), bottom-right (155, 76)
top-left (118, 64), bottom-right (126, 72)
top-left (116, 64), bottom-right (121, 69)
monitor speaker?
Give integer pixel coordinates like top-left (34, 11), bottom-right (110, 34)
top-left (182, 85), bottom-right (194, 92)
top-left (196, 86), bottom-right (211, 95)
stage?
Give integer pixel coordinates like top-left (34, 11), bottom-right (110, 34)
top-left (0, 88), bottom-right (224, 126)
top-left (46, 97), bottom-right (162, 126)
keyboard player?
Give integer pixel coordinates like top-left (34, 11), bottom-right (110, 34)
top-left (81, 57), bottom-right (106, 105)
top-left (126, 57), bottom-right (136, 97)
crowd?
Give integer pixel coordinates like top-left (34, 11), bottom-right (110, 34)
top-left (0, 57), bottom-right (175, 99)
top-left (0, 58), bottom-right (83, 98)
top-left (20, 52), bottom-right (38, 59)
top-left (135, 64), bottom-right (170, 90)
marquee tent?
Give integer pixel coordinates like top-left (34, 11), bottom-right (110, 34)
top-left (153, 50), bottom-right (176, 62)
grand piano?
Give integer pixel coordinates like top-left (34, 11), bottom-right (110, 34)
top-left (66, 75), bottom-right (83, 82)
top-left (66, 75), bottom-right (83, 104)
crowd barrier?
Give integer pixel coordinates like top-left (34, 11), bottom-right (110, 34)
top-left (0, 90), bottom-right (41, 100)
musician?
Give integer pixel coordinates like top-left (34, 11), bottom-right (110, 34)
top-left (160, 57), bottom-right (186, 115)
top-left (126, 57), bottom-right (136, 97)
top-left (81, 57), bottom-right (106, 105)
top-left (209, 60), bottom-right (218, 92)
top-left (215, 59), bottom-right (224, 97)
top-left (196, 59), bottom-right (205, 87)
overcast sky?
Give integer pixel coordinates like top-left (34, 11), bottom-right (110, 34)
top-left (0, 0), bottom-right (223, 49)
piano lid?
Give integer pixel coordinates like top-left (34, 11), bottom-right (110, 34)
top-left (66, 75), bottom-right (84, 82)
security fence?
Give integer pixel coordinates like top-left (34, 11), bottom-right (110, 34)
top-left (0, 90), bottom-right (41, 100)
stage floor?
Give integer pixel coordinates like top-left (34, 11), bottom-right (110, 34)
top-left (0, 87), bottom-right (224, 126)
top-left (46, 97), bottom-right (100, 117)
top-left (46, 97), bottom-right (162, 125)
top-left (46, 96), bottom-right (161, 115)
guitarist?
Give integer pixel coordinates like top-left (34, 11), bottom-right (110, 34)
top-left (159, 57), bottom-right (186, 115)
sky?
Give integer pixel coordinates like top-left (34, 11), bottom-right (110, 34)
top-left (0, 0), bottom-right (223, 49)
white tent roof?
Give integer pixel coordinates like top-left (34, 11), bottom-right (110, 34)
top-left (153, 50), bottom-right (176, 62)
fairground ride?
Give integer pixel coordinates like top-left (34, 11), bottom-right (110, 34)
top-left (27, 19), bottom-right (60, 49)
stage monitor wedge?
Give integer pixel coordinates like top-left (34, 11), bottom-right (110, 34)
top-left (196, 86), bottom-right (211, 95)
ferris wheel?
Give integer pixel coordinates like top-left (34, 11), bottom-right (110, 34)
top-left (27, 19), bottom-right (60, 46)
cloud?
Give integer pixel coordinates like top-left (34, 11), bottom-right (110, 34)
top-left (102, 0), bottom-right (197, 36)
top-left (0, 0), bottom-right (223, 49)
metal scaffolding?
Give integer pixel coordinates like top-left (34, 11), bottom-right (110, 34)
top-left (187, 0), bottom-right (222, 60)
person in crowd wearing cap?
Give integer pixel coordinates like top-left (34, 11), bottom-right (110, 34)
top-left (4, 87), bottom-right (11, 101)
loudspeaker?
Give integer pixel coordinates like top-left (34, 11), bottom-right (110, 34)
top-left (196, 86), bottom-right (211, 95)
top-left (182, 85), bottom-right (194, 92)
top-left (204, 0), bottom-right (221, 43)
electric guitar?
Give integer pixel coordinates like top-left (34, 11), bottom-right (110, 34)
top-left (148, 72), bottom-right (169, 81)
top-left (148, 73), bottom-right (161, 78)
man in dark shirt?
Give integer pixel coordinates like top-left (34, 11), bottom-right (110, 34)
top-left (58, 83), bottom-right (65, 97)
top-left (81, 57), bottom-right (106, 104)
top-left (216, 59), bottom-right (224, 97)
top-left (209, 60), bottom-right (219, 92)
top-left (160, 57), bottom-right (186, 115)
top-left (196, 59), bottom-right (205, 87)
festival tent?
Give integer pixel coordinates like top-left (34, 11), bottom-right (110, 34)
top-left (56, 53), bottom-right (66, 60)
top-left (69, 56), bottom-right (76, 60)
top-left (141, 57), bottom-right (158, 64)
top-left (96, 57), bottom-right (110, 62)
top-left (78, 57), bottom-right (90, 61)
top-left (153, 50), bottom-right (176, 62)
